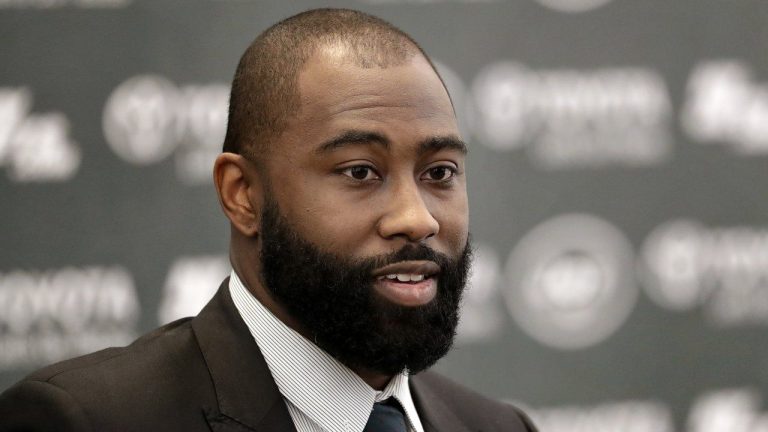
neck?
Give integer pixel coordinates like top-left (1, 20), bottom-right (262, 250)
top-left (354, 368), bottom-right (393, 391)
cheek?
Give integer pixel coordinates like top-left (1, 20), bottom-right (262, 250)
top-left (283, 187), bottom-right (377, 251)
top-left (445, 208), bottom-right (470, 250)
top-left (430, 193), bottom-right (470, 251)
top-left (267, 154), bottom-right (376, 251)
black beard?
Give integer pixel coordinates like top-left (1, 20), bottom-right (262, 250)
top-left (259, 197), bottom-right (471, 376)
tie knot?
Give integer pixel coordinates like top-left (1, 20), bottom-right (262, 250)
top-left (363, 398), bottom-right (408, 432)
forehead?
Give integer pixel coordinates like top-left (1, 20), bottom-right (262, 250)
top-left (289, 49), bottom-right (458, 140)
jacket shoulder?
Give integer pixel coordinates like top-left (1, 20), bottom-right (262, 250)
top-left (412, 370), bottom-right (538, 432)
top-left (0, 318), bottom-right (215, 432)
top-left (23, 317), bottom-right (198, 383)
top-left (0, 379), bottom-right (94, 432)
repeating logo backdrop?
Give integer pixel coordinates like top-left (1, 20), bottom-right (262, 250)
top-left (1, 0), bottom-right (767, 430)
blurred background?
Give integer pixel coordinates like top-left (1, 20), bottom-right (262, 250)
top-left (1, 0), bottom-right (767, 430)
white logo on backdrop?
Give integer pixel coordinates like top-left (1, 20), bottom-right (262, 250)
top-left (527, 399), bottom-right (674, 432)
top-left (103, 76), bottom-right (180, 164)
top-left (0, 0), bottom-right (131, 9)
top-left (534, 0), bottom-right (614, 13)
top-left (103, 75), bottom-right (229, 184)
top-left (504, 214), bottom-right (638, 350)
top-left (471, 62), bottom-right (672, 168)
top-left (641, 220), bottom-right (768, 326)
top-left (0, 266), bottom-right (139, 368)
top-left (175, 84), bottom-right (230, 183)
top-left (640, 220), bottom-right (709, 311)
top-left (158, 255), bottom-right (230, 324)
top-left (456, 243), bottom-right (504, 343)
top-left (0, 87), bottom-right (80, 182)
top-left (688, 389), bottom-right (768, 432)
top-left (681, 60), bottom-right (768, 155)
top-left (470, 63), bottom-right (529, 151)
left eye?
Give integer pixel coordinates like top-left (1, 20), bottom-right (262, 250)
top-left (341, 165), bottom-right (380, 181)
top-left (423, 166), bottom-right (456, 181)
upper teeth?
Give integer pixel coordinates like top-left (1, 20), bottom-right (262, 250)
top-left (382, 274), bottom-right (425, 282)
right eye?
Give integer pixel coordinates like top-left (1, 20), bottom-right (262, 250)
top-left (341, 165), bottom-right (381, 181)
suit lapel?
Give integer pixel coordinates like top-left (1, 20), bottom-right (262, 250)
top-left (192, 278), bottom-right (296, 432)
top-left (191, 279), bottom-right (478, 432)
top-left (410, 373), bottom-right (472, 432)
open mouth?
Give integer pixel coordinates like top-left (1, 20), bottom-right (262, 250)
top-left (372, 261), bottom-right (440, 306)
top-left (377, 273), bottom-right (429, 283)
top-left (371, 260), bottom-right (440, 280)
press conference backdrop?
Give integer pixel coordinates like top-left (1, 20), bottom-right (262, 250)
top-left (1, 0), bottom-right (767, 430)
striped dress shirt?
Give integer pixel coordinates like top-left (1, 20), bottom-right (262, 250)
top-left (229, 271), bottom-right (425, 432)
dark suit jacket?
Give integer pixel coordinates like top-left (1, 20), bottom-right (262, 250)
top-left (0, 279), bottom-right (537, 432)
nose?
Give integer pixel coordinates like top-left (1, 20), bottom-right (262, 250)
top-left (377, 180), bottom-right (439, 243)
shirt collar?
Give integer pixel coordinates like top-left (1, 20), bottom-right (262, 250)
top-left (229, 271), bottom-right (424, 432)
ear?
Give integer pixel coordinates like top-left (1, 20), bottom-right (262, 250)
top-left (213, 153), bottom-right (263, 237)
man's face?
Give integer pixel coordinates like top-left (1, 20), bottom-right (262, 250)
top-left (257, 48), bottom-right (470, 374)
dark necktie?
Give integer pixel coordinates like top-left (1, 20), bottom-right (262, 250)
top-left (363, 398), bottom-right (408, 432)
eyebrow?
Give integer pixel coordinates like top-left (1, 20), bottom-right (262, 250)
top-left (315, 130), bottom-right (468, 156)
top-left (418, 136), bottom-right (468, 156)
top-left (315, 130), bottom-right (390, 154)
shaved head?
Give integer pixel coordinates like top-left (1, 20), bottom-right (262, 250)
top-left (222, 8), bottom-right (446, 159)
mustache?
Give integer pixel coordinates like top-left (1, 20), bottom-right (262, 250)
top-left (352, 243), bottom-right (461, 275)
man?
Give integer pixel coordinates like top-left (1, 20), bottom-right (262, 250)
top-left (0, 9), bottom-right (536, 432)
